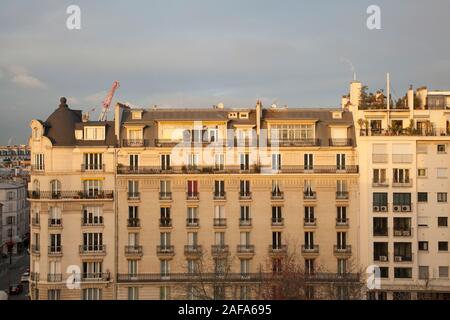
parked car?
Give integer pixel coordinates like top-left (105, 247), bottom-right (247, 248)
top-left (21, 272), bottom-right (30, 283)
top-left (9, 284), bottom-right (23, 295)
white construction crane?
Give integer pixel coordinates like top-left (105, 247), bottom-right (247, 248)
top-left (98, 81), bottom-right (120, 121)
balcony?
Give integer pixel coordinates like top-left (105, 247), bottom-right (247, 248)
top-left (159, 192), bottom-right (172, 200)
top-left (303, 191), bottom-right (317, 200)
top-left (213, 218), bottom-right (227, 227)
top-left (213, 192), bottom-right (226, 200)
top-left (281, 165), bottom-right (358, 174)
top-left (127, 218), bottom-right (140, 228)
top-left (372, 179), bottom-right (389, 188)
top-left (186, 192), bottom-right (199, 201)
top-left (81, 163), bottom-right (105, 172)
top-left (157, 245), bottom-right (174, 257)
top-left (48, 218), bottom-right (62, 228)
top-left (127, 192), bottom-right (140, 200)
top-left (239, 191), bottom-right (252, 200)
top-left (329, 139), bottom-right (353, 147)
top-left (122, 139), bottom-right (149, 147)
top-left (271, 191), bottom-right (284, 200)
top-left (30, 272), bottom-right (40, 282)
top-left (393, 228), bottom-right (413, 237)
top-left (211, 245), bottom-right (229, 256)
top-left (81, 273), bottom-right (111, 282)
top-left (304, 218), bottom-right (317, 227)
top-left (27, 190), bottom-right (114, 200)
top-left (125, 245), bottom-right (143, 257)
top-left (336, 218), bottom-right (349, 228)
top-left (268, 245), bottom-right (287, 255)
top-left (301, 245), bottom-right (319, 255)
top-left (47, 274), bottom-right (62, 282)
top-left (239, 218), bottom-right (252, 227)
top-left (186, 218), bottom-right (200, 227)
top-left (184, 245), bottom-right (203, 256)
top-left (159, 218), bottom-right (172, 228)
top-left (333, 245), bottom-right (352, 256)
top-left (271, 217), bottom-right (284, 227)
top-left (79, 244), bottom-right (106, 256)
top-left (31, 245), bottom-right (40, 255)
top-left (372, 154), bottom-right (388, 163)
top-left (268, 139), bottom-right (321, 147)
top-left (48, 246), bottom-right (62, 256)
top-left (81, 217), bottom-right (104, 226)
top-left (236, 245), bottom-right (255, 255)
top-left (336, 191), bottom-right (349, 200)
top-left (392, 179), bottom-right (413, 188)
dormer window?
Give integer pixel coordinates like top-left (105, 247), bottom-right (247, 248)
top-left (228, 112), bottom-right (238, 119)
top-left (131, 111), bottom-right (142, 120)
top-left (332, 111), bottom-right (343, 119)
top-left (84, 126), bottom-right (105, 140)
top-left (239, 112), bottom-right (249, 119)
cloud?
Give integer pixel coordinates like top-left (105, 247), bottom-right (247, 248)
top-left (1, 65), bottom-right (48, 89)
top-left (84, 91), bottom-right (106, 106)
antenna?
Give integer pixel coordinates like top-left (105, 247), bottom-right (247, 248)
top-left (353, 72), bottom-right (357, 81)
top-left (387, 73), bottom-right (390, 124)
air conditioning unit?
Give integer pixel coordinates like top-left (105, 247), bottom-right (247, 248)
top-left (393, 205), bottom-right (401, 212)
top-left (394, 256), bottom-right (402, 262)
top-left (380, 206), bottom-right (388, 212)
top-left (402, 205), bottom-right (411, 212)
top-left (373, 206), bottom-right (380, 212)
top-left (379, 256), bottom-right (388, 262)
top-left (394, 230), bottom-right (403, 236)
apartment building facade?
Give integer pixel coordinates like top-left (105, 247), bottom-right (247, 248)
top-left (28, 98), bottom-right (360, 300)
top-left (0, 181), bottom-right (29, 255)
top-left (27, 83), bottom-right (450, 300)
top-left (345, 83), bottom-right (450, 300)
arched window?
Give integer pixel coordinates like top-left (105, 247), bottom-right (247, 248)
top-left (33, 127), bottom-right (39, 139)
top-left (50, 180), bottom-right (61, 199)
top-left (33, 179), bottom-right (40, 191)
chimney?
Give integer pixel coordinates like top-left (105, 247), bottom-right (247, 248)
top-left (407, 85), bottom-right (414, 110)
top-left (341, 96), bottom-right (350, 109)
top-left (255, 100), bottom-right (262, 137)
top-left (416, 86), bottom-right (428, 109)
top-left (217, 103), bottom-right (224, 109)
top-left (349, 81), bottom-right (362, 108)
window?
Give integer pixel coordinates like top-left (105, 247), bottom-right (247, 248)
top-left (373, 218), bottom-right (388, 236)
top-left (437, 168), bottom-right (448, 178)
top-left (437, 193), bottom-right (448, 203)
top-left (240, 232), bottom-right (250, 246)
top-left (187, 259), bottom-right (198, 274)
top-left (240, 206), bottom-right (250, 222)
top-left (272, 153), bottom-right (281, 171)
top-left (187, 153), bottom-right (198, 168)
top-left (336, 154), bottom-right (346, 170)
top-left (128, 260), bottom-right (138, 276)
top-left (304, 232), bottom-right (314, 248)
top-left (161, 154), bottom-right (171, 170)
top-left (127, 128), bottom-right (142, 143)
top-left (304, 206), bottom-right (315, 223)
top-left (129, 154), bottom-right (139, 170)
top-left (160, 232), bottom-right (171, 248)
top-left (337, 207), bottom-right (347, 223)
top-left (337, 259), bottom-right (347, 275)
top-left (7, 191), bottom-right (15, 200)
top-left (83, 261), bottom-right (103, 279)
top-left (240, 153), bottom-right (250, 170)
top-left (438, 241), bottom-right (448, 251)
top-left (379, 267), bottom-right (389, 278)
top-left (418, 241), bottom-right (429, 251)
top-left (48, 289), bottom-right (60, 300)
top-left (160, 207), bottom-right (171, 226)
top-left (187, 180), bottom-right (198, 197)
top-left (82, 233), bottom-right (103, 251)
top-left (373, 193), bottom-right (388, 207)
top-left (304, 154), bottom-right (313, 170)
top-left (187, 207), bottom-right (198, 225)
top-left (336, 232), bottom-right (347, 249)
top-left (438, 217), bottom-right (448, 227)
top-left (214, 180), bottom-right (225, 197)
top-left (49, 234), bottom-right (61, 253)
top-left (187, 232), bottom-right (198, 246)
top-left (160, 286), bottom-right (170, 300)
top-left (240, 259), bottom-right (250, 275)
top-left (373, 169), bottom-right (386, 183)
top-left (34, 154), bottom-right (44, 171)
top-left (84, 127), bottom-right (105, 140)
top-left (437, 144), bottom-right (446, 153)
top-left (393, 169), bottom-right (410, 183)
top-left (419, 266), bottom-right (429, 280)
top-left (270, 124), bottom-right (314, 140)
top-left (272, 206), bottom-right (283, 224)
top-left (214, 153), bottom-right (224, 170)
top-left (393, 292), bottom-right (411, 300)
top-left (82, 288), bottom-right (101, 300)
top-left (128, 287), bottom-right (139, 300)
top-left (393, 193), bottom-right (411, 206)
top-left (417, 168), bottom-right (427, 177)
top-left (417, 192), bottom-right (428, 202)
top-left (131, 111), bottom-right (142, 120)
top-left (439, 267), bottom-right (449, 279)
top-left (49, 207), bottom-right (61, 225)
top-left (214, 232), bottom-right (225, 246)
top-left (373, 242), bottom-right (388, 261)
top-left (394, 268), bottom-right (412, 279)
top-left (272, 180), bottom-right (282, 196)
top-left (272, 232), bottom-right (282, 248)
top-left (83, 207), bottom-right (103, 225)
top-left (83, 153), bottom-right (103, 170)
top-left (305, 259), bottom-right (315, 274)
top-left (84, 180), bottom-right (102, 197)
top-left (240, 180), bottom-right (250, 196)
top-left (128, 180), bottom-right (139, 198)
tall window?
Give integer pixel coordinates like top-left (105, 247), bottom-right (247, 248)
top-left (187, 207), bottom-right (198, 225)
top-left (34, 154), bottom-right (44, 171)
top-left (304, 232), bottom-right (314, 248)
top-left (187, 180), bottom-right (198, 196)
top-left (336, 154), bottom-right (346, 170)
top-left (271, 124), bottom-right (314, 140)
top-left (272, 232), bottom-right (282, 248)
top-left (240, 153), bottom-right (250, 170)
top-left (160, 180), bottom-right (171, 198)
top-left (240, 180), bottom-right (250, 196)
top-left (304, 154), bottom-right (313, 170)
top-left (337, 232), bottom-right (347, 249)
top-left (128, 180), bottom-right (139, 198)
top-left (240, 206), bottom-right (250, 222)
top-left (160, 207), bottom-right (171, 226)
top-left (128, 260), bottom-right (138, 276)
top-left (83, 153), bottom-right (103, 170)
top-left (129, 154), bottom-right (139, 170)
top-left (373, 169), bottom-right (387, 183)
top-left (84, 180), bottom-right (102, 197)
top-left (49, 234), bottom-right (61, 252)
top-left (83, 261), bottom-right (102, 279)
top-left (272, 180), bottom-right (282, 196)
top-left (50, 180), bottom-right (61, 198)
top-left (128, 287), bottom-right (139, 300)
top-left (272, 206), bottom-right (283, 223)
top-left (84, 127), bottom-right (105, 140)
top-left (83, 233), bottom-right (103, 251)
top-left (272, 154), bottom-right (281, 171)
top-left (304, 207), bottom-right (315, 223)
top-left (160, 232), bottom-right (171, 249)
top-left (337, 207), bottom-right (347, 223)
top-left (82, 288), bottom-right (101, 300)
top-left (214, 180), bottom-right (225, 197)
top-left (160, 260), bottom-right (170, 277)
top-left (161, 154), bottom-right (171, 170)
top-left (214, 154), bottom-right (224, 170)
top-left (393, 169), bottom-right (410, 183)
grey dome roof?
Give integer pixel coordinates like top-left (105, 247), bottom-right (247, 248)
top-left (44, 97), bottom-right (82, 146)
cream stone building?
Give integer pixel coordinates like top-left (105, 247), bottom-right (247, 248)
top-left (27, 83), bottom-right (450, 300)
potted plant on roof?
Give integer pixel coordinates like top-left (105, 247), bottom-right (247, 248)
top-left (357, 118), bottom-right (366, 136)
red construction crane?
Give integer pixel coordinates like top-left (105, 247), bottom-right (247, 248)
top-left (98, 81), bottom-right (120, 121)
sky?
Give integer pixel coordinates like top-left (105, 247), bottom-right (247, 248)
top-left (1, 0), bottom-right (450, 144)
